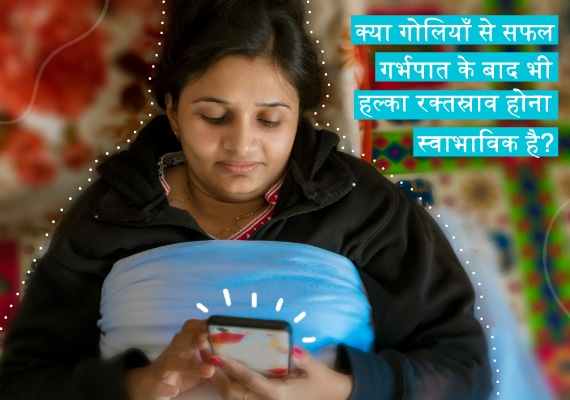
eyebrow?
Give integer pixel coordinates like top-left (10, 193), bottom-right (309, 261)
top-left (192, 96), bottom-right (291, 110)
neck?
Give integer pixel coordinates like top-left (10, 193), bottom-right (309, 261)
top-left (184, 179), bottom-right (268, 222)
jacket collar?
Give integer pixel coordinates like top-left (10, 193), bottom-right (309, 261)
top-left (277, 119), bottom-right (355, 215)
top-left (95, 115), bottom-right (354, 224)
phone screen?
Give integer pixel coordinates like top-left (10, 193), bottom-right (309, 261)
top-left (207, 316), bottom-right (292, 376)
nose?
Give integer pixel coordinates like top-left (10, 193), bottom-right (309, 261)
top-left (223, 118), bottom-right (256, 154)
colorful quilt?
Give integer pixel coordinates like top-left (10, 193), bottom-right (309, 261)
top-left (358, 0), bottom-right (570, 397)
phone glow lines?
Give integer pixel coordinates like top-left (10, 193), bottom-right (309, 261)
top-left (196, 288), bottom-right (317, 344)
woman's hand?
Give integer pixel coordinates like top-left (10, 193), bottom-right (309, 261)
top-left (125, 319), bottom-right (215, 400)
top-left (206, 347), bottom-right (353, 400)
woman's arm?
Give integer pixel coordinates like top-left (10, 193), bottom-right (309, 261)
top-left (0, 177), bottom-right (154, 400)
top-left (0, 248), bottom-right (151, 400)
top-left (335, 185), bottom-right (493, 400)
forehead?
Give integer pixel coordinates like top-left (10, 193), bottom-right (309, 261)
top-left (181, 55), bottom-right (299, 105)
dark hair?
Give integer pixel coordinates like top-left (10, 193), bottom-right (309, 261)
top-left (155, 0), bottom-right (323, 114)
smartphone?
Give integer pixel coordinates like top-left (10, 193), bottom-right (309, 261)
top-left (206, 315), bottom-right (292, 376)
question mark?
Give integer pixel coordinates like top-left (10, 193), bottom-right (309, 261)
top-left (541, 132), bottom-right (554, 153)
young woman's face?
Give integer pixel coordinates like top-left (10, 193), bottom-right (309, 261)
top-left (166, 55), bottom-right (300, 203)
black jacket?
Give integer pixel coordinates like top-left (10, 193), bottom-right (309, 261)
top-left (0, 115), bottom-right (492, 399)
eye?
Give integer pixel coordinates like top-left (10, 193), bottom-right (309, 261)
top-left (201, 115), bottom-right (228, 125)
top-left (258, 119), bottom-right (281, 128)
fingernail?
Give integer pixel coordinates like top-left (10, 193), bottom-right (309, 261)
top-left (293, 347), bottom-right (302, 358)
top-left (205, 378), bottom-right (212, 384)
top-left (210, 356), bottom-right (223, 366)
top-left (199, 349), bottom-right (206, 361)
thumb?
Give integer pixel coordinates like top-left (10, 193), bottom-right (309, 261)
top-left (291, 346), bottom-right (318, 372)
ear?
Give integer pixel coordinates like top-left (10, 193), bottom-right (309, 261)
top-left (165, 93), bottom-right (180, 134)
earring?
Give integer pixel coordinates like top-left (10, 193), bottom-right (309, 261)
top-left (173, 130), bottom-right (180, 141)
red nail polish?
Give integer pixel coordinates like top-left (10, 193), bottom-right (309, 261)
top-left (210, 356), bottom-right (223, 366)
top-left (205, 378), bottom-right (212, 384)
top-left (199, 349), bottom-right (206, 361)
top-left (294, 347), bottom-right (302, 358)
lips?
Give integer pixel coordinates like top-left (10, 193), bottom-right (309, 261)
top-left (218, 161), bottom-right (260, 174)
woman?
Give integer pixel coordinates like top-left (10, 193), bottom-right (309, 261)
top-left (0, 0), bottom-right (492, 399)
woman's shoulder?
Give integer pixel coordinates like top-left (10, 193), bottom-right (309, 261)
top-left (330, 147), bottom-right (401, 201)
top-left (46, 178), bottom-right (113, 262)
top-left (53, 178), bottom-right (110, 235)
